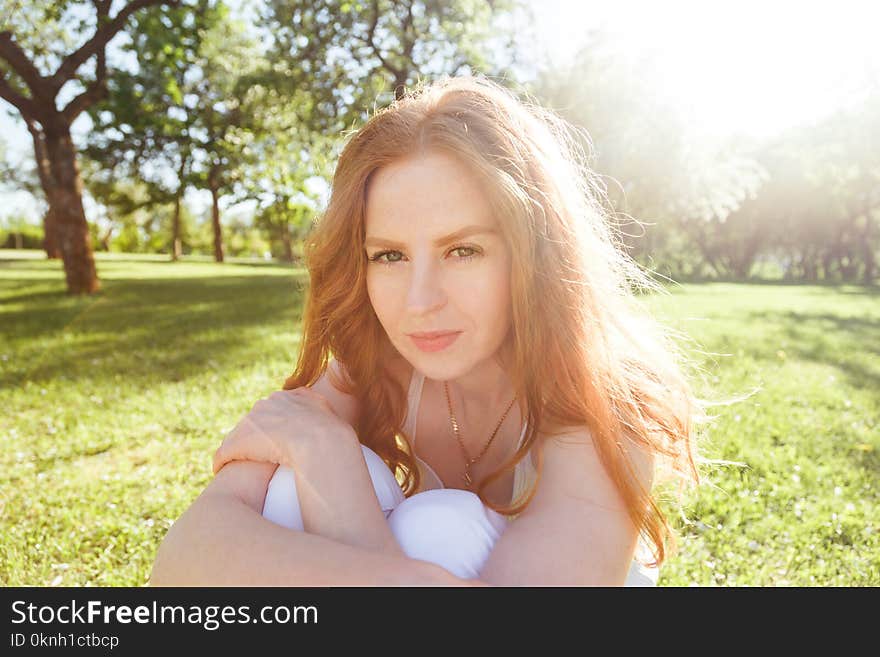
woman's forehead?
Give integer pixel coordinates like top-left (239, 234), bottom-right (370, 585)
top-left (364, 152), bottom-right (496, 237)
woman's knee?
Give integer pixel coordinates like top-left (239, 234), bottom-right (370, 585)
top-left (262, 465), bottom-right (303, 530)
top-left (387, 489), bottom-right (507, 579)
top-left (261, 445), bottom-right (405, 529)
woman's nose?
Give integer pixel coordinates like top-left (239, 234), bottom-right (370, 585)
top-left (406, 261), bottom-right (447, 315)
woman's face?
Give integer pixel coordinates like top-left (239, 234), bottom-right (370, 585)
top-left (364, 150), bottom-right (513, 380)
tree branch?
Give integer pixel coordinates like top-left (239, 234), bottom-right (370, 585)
top-left (364, 0), bottom-right (402, 79)
top-left (0, 31), bottom-right (48, 98)
top-left (62, 23), bottom-right (109, 123)
top-left (0, 67), bottom-right (40, 121)
top-left (61, 78), bottom-right (107, 123)
top-left (27, 119), bottom-right (54, 193)
top-left (400, 0), bottom-right (416, 64)
top-left (48, 0), bottom-right (175, 93)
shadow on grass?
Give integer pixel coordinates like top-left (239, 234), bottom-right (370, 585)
top-left (743, 309), bottom-right (880, 391)
top-left (654, 273), bottom-right (879, 291)
top-left (850, 446), bottom-right (880, 480)
top-left (0, 283), bottom-right (73, 305)
top-left (93, 257), bottom-right (301, 269)
top-left (0, 257), bottom-right (44, 266)
top-left (2, 274), bottom-right (310, 387)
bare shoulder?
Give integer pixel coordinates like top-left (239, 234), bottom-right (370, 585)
top-left (306, 358), bottom-right (362, 428)
top-left (538, 424), bottom-right (655, 505)
top-left (305, 352), bottom-right (413, 429)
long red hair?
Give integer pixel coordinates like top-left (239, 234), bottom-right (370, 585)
top-left (284, 76), bottom-right (705, 567)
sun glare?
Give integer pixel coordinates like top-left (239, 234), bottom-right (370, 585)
top-left (537, 0), bottom-right (880, 137)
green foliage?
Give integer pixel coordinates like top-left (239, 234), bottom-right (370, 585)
top-left (529, 32), bottom-right (879, 284)
top-left (0, 1), bottom-right (90, 77)
top-left (224, 211), bottom-right (273, 258)
top-left (260, 0), bottom-right (520, 125)
top-left (4, 1), bottom-right (876, 287)
top-left (84, 0), bottom-right (270, 260)
top-left (0, 253), bottom-right (877, 585)
top-left (0, 216), bottom-right (43, 249)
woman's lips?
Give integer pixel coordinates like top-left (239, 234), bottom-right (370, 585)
top-left (409, 331), bottom-right (462, 353)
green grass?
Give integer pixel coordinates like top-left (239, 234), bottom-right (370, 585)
top-left (1, 250), bottom-right (877, 586)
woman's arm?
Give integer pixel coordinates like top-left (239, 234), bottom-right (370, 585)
top-left (211, 388), bottom-right (402, 552)
top-left (278, 411), bottom-right (399, 550)
top-left (478, 427), bottom-right (654, 585)
top-left (150, 460), bottom-right (480, 586)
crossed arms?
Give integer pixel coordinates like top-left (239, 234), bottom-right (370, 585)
top-left (150, 364), bottom-right (649, 586)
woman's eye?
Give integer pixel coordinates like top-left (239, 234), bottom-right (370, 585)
top-left (369, 250), bottom-right (404, 264)
top-left (450, 246), bottom-right (478, 259)
top-left (367, 246), bottom-right (481, 266)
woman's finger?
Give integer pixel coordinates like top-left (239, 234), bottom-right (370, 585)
top-left (212, 429), bottom-right (280, 475)
top-left (288, 387), bottom-right (337, 415)
top-left (212, 441), bottom-right (229, 475)
top-left (211, 416), bottom-right (276, 475)
top-left (210, 388), bottom-right (345, 477)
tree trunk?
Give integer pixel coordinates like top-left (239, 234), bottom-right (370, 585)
top-left (29, 124), bottom-right (61, 259)
top-left (1, 0), bottom-right (179, 291)
top-left (840, 254), bottom-right (857, 281)
top-left (804, 258), bottom-right (818, 282)
top-left (694, 231), bottom-right (724, 278)
top-left (44, 126), bottom-right (100, 294)
top-left (42, 207), bottom-right (61, 259)
top-left (100, 227), bottom-right (113, 251)
top-left (393, 72), bottom-right (408, 100)
top-left (821, 249), bottom-right (834, 281)
top-left (281, 221), bottom-right (294, 263)
top-left (210, 183), bottom-right (223, 263)
top-left (171, 191), bottom-right (183, 261)
top-left (863, 207), bottom-right (876, 286)
top-left (171, 157), bottom-right (186, 261)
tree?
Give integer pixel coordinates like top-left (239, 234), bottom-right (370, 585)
top-left (187, 5), bottom-right (262, 262)
top-left (85, 0), bottom-right (215, 260)
top-left (531, 34), bottom-right (769, 281)
top-left (0, 0), bottom-right (180, 294)
top-left (236, 0), bottom-right (522, 260)
top-left (261, 0), bottom-right (520, 121)
top-left (754, 91), bottom-right (880, 285)
top-left (85, 0), bottom-right (264, 263)
top-left (807, 92), bottom-right (880, 284)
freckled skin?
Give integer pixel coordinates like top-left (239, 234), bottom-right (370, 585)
top-left (364, 151), bottom-right (513, 389)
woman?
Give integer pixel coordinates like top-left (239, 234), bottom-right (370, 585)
top-left (150, 76), bottom-right (703, 586)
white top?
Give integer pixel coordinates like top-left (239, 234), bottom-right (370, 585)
top-left (402, 368), bottom-right (536, 515)
top-left (399, 368), bottom-right (660, 585)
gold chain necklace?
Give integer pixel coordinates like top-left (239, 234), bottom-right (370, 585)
top-left (443, 380), bottom-right (517, 487)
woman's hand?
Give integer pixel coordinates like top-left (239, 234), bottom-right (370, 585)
top-left (212, 387), bottom-right (358, 475)
top-left (212, 387), bottom-right (399, 554)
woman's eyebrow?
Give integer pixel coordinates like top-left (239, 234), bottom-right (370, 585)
top-left (364, 225), bottom-right (497, 249)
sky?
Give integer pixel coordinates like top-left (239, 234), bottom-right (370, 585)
top-left (2, 0), bottom-right (879, 223)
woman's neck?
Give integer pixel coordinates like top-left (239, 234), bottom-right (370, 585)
top-left (441, 358), bottom-right (517, 428)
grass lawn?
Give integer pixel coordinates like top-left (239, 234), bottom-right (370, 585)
top-left (1, 250), bottom-right (877, 586)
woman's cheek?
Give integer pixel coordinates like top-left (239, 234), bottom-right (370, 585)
top-left (367, 275), bottom-right (401, 323)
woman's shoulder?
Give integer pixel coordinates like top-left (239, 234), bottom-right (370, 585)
top-left (324, 352), bottom-right (414, 409)
top-left (309, 358), bottom-right (362, 428)
top-left (538, 423), bottom-right (655, 492)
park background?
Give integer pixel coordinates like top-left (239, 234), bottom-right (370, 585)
top-left (1, 0), bottom-right (877, 585)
